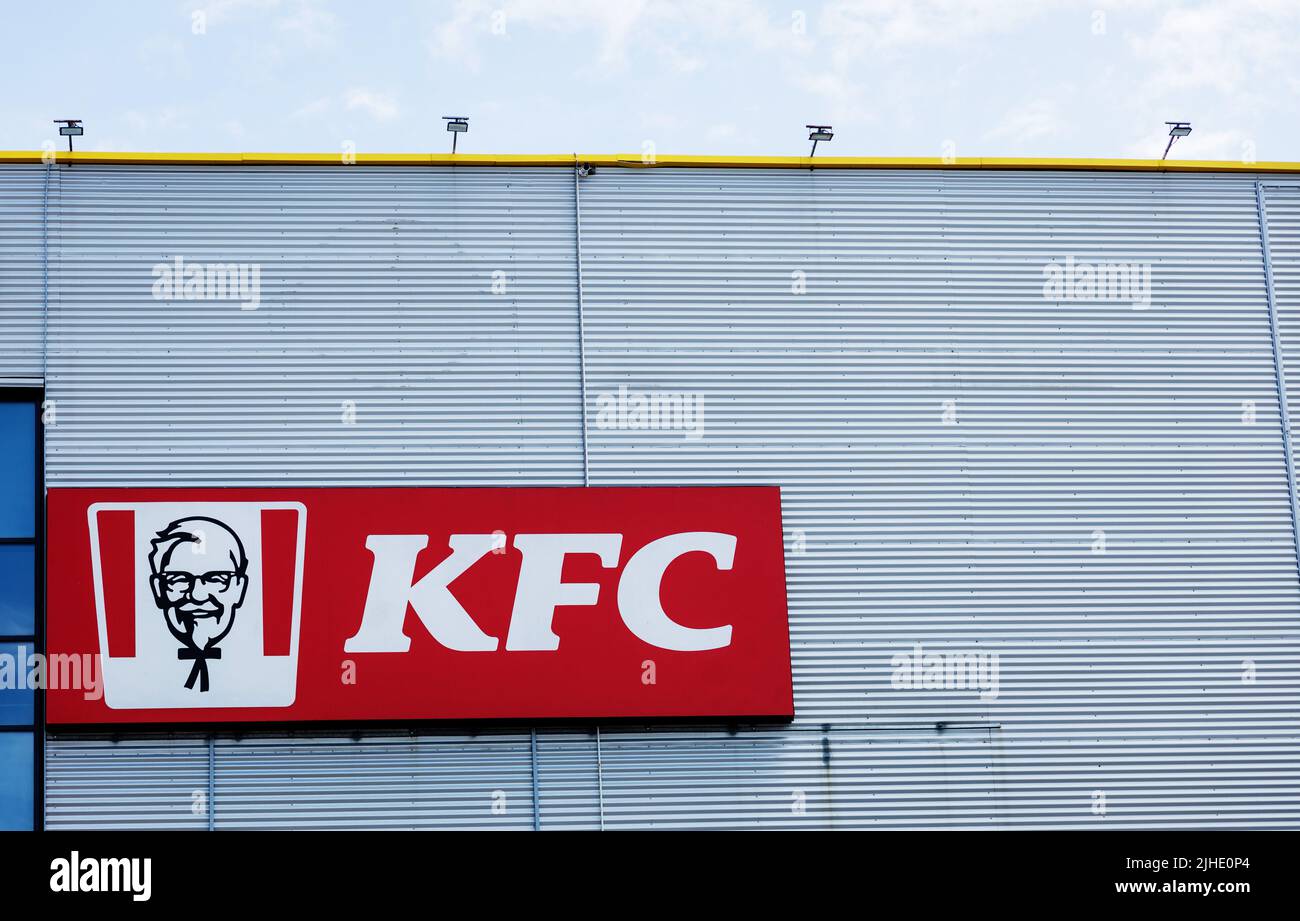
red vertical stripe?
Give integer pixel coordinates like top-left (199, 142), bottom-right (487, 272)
top-left (260, 509), bottom-right (297, 656)
top-left (98, 510), bottom-right (136, 658)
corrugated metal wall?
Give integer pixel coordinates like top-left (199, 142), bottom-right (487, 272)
top-left (44, 165), bottom-right (583, 485)
top-left (44, 737), bottom-right (210, 830)
top-left (15, 162), bottom-right (1300, 829)
top-left (0, 165), bottom-right (47, 385)
top-left (578, 168), bottom-right (1300, 828)
top-left (1267, 185), bottom-right (1300, 480)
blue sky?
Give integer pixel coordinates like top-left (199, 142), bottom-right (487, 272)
top-left (3, 0), bottom-right (1297, 160)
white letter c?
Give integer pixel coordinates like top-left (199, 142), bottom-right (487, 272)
top-left (617, 532), bottom-right (735, 651)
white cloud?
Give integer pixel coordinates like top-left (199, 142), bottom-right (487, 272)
top-left (817, 0), bottom-right (1047, 56)
top-left (137, 34), bottom-right (191, 78)
top-left (18, 0), bottom-right (1300, 159)
top-left (1107, 0), bottom-right (1297, 161)
top-left (984, 99), bottom-right (1068, 145)
top-left (192, 0), bottom-right (337, 48)
top-left (706, 122), bottom-right (739, 142)
top-left (343, 88), bottom-right (401, 121)
top-left (791, 71), bottom-right (871, 125)
top-left (124, 106), bottom-right (190, 134)
top-left (290, 88), bottom-right (400, 123)
top-left (290, 96), bottom-right (333, 120)
top-left (276, 0), bottom-right (338, 49)
top-left (197, 0), bottom-right (281, 28)
top-left (427, 0), bottom-right (806, 72)
top-left (792, 0), bottom-right (1063, 134)
top-left (1125, 0), bottom-right (1298, 99)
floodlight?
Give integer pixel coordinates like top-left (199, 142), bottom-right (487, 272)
top-left (806, 124), bottom-right (833, 169)
top-left (53, 119), bottom-right (83, 152)
top-left (443, 116), bottom-right (469, 153)
top-left (1162, 122), bottom-right (1192, 159)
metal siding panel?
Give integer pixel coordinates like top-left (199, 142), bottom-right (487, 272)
top-left (570, 724), bottom-right (1299, 829)
top-left (595, 728), bottom-right (999, 829)
top-left (44, 737), bottom-right (209, 830)
top-left (578, 167), bottom-right (1300, 827)
top-left (44, 165), bottom-right (583, 484)
top-left (212, 734), bottom-right (535, 830)
top-left (44, 733), bottom-right (539, 830)
top-left (0, 165), bottom-right (47, 382)
top-left (1266, 186), bottom-right (1300, 490)
top-left (38, 165), bottom-right (1300, 830)
top-left (41, 163), bottom-right (585, 829)
top-left (535, 731), bottom-right (603, 830)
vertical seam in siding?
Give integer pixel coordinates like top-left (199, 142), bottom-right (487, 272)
top-left (529, 728), bottom-right (541, 831)
top-left (39, 164), bottom-right (51, 829)
top-left (207, 735), bottom-right (216, 831)
top-left (596, 726), bottom-right (605, 831)
top-left (574, 162), bottom-right (591, 486)
top-left (40, 164), bottom-right (50, 386)
top-left (1255, 180), bottom-right (1300, 583)
top-left (576, 162), bottom-right (608, 832)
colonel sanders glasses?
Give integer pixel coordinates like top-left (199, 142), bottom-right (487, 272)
top-left (157, 571), bottom-right (239, 592)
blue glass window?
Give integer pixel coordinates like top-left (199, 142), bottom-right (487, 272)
top-left (0, 402), bottom-right (35, 538)
top-left (0, 643), bottom-right (34, 726)
top-left (0, 732), bottom-right (33, 830)
top-left (0, 394), bottom-right (38, 831)
top-left (0, 545), bottom-right (34, 635)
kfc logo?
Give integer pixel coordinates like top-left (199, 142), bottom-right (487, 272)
top-left (345, 532), bottom-right (736, 654)
top-left (87, 501), bottom-right (306, 710)
top-left (50, 487), bottom-right (794, 725)
top-left (147, 517), bottom-right (249, 692)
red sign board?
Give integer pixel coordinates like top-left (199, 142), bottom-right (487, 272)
top-left (45, 487), bottom-right (793, 725)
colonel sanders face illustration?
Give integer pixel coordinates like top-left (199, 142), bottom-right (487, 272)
top-left (147, 517), bottom-right (249, 692)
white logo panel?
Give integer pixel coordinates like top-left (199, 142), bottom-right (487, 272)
top-left (87, 501), bottom-right (306, 710)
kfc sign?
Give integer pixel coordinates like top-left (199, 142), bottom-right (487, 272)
top-left (46, 487), bottom-right (793, 725)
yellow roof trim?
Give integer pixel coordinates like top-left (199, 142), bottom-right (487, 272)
top-left (0, 150), bottom-right (1297, 173)
top-left (0, 151), bottom-right (580, 167)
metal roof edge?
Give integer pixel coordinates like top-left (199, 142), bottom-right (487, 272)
top-left (0, 151), bottom-right (1298, 172)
